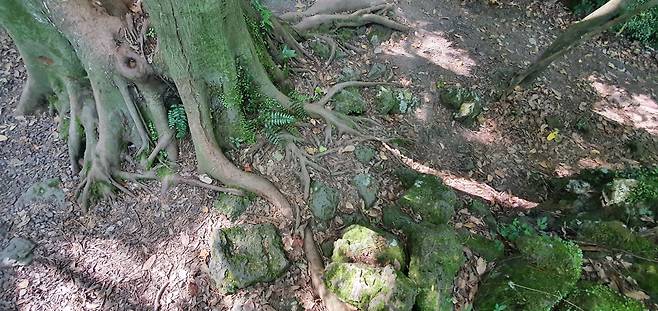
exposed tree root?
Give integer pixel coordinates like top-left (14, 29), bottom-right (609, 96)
top-left (293, 4), bottom-right (409, 33)
top-left (303, 223), bottom-right (355, 311)
top-left (113, 170), bottom-right (246, 196)
top-left (283, 135), bottom-right (328, 200)
top-left (282, 0), bottom-right (388, 21)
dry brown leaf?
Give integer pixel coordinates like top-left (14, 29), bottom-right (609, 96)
top-left (476, 257), bottom-right (487, 276)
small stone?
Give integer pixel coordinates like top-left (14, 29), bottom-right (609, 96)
top-left (213, 193), bottom-right (251, 220)
top-left (309, 182), bottom-right (339, 221)
top-left (354, 145), bottom-right (376, 164)
top-left (0, 237), bottom-right (36, 268)
top-left (367, 63), bottom-right (387, 80)
top-left (333, 88), bottom-right (366, 115)
top-left (353, 173), bottom-right (379, 208)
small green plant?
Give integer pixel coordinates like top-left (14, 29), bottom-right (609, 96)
top-left (571, 0), bottom-right (658, 46)
top-left (536, 216), bottom-right (549, 231)
top-left (251, 0), bottom-right (273, 31)
top-left (281, 45), bottom-right (297, 61)
top-left (167, 103), bottom-right (188, 139)
top-left (493, 304), bottom-right (507, 311)
top-left (145, 27), bottom-right (156, 38)
top-left (498, 218), bottom-right (534, 240)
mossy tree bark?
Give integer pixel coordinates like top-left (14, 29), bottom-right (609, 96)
top-left (507, 0), bottom-right (658, 94)
top-left (0, 0), bottom-right (403, 226)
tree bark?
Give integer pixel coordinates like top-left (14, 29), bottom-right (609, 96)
top-left (507, 0), bottom-right (658, 94)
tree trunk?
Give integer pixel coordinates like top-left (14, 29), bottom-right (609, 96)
top-left (0, 0), bottom-right (403, 226)
top-left (507, 0), bottom-right (658, 93)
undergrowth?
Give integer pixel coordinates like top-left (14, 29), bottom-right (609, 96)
top-left (570, 0), bottom-right (658, 46)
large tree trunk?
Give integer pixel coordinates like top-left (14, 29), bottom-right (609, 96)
top-left (0, 0), bottom-right (403, 225)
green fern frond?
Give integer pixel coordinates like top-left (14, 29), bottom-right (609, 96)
top-left (167, 104), bottom-right (188, 139)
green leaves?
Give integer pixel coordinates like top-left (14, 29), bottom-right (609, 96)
top-left (281, 45), bottom-right (297, 61)
top-left (251, 0), bottom-right (273, 31)
top-left (167, 103), bottom-right (188, 139)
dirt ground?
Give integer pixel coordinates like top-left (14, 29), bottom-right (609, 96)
top-left (1, 0), bottom-right (657, 310)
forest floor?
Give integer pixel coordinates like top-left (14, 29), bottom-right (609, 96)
top-left (1, 0), bottom-right (657, 310)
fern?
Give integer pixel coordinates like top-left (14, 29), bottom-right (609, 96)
top-left (251, 0), bottom-right (273, 31)
top-left (167, 104), bottom-right (188, 139)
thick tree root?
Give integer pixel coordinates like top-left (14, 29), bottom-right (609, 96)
top-left (113, 170), bottom-right (245, 196)
top-left (303, 224), bottom-right (355, 311)
top-left (282, 0), bottom-right (388, 21)
top-left (293, 3), bottom-right (409, 33)
top-left (283, 136), bottom-right (328, 200)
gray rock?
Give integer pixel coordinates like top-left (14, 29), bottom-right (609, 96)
top-left (16, 178), bottom-right (65, 207)
top-left (1, 237), bottom-right (36, 268)
top-left (367, 63), bottom-right (387, 80)
top-left (338, 67), bottom-right (361, 83)
top-left (213, 193), bottom-right (251, 220)
top-left (603, 179), bottom-right (638, 206)
top-left (354, 145), bottom-right (376, 164)
top-left (309, 182), bottom-right (339, 221)
top-left (208, 224), bottom-right (288, 294)
top-left (333, 88), bottom-right (366, 115)
top-left (354, 173), bottom-right (379, 208)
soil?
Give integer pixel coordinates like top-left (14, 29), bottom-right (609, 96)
top-left (1, 0), bottom-right (657, 310)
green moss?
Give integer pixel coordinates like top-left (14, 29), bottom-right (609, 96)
top-left (458, 231), bottom-right (505, 261)
top-left (474, 234), bottom-right (583, 311)
top-left (354, 145), bottom-right (376, 164)
top-left (577, 221), bottom-right (657, 258)
top-left (213, 193), bottom-right (251, 220)
top-left (629, 263), bottom-right (658, 300)
top-left (324, 263), bottom-right (417, 311)
top-left (208, 224), bottom-right (288, 294)
top-left (557, 282), bottom-right (645, 311)
top-left (333, 88), bottom-right (366, 115)
top-left (399, 175), bottom-right (458, 225)
top-left (332, 225), bottom-right (406, 269)
top-left (382, 205), bottom-right (464, 310)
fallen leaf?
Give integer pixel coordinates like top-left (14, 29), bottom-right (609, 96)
top-left (142, 255), bottom-right (157, 271)
top-left (547, 129), bottom-right (559, 141)
top-left (0, 134), bottom-right (7, 142)
top-left (198, 249), bottom-right (210, 260)
top-left (476, 257), bottom-right (487, 275)
top-left (339, 145), bottom-right (355, 153)
top-left (16, 279), bottom-right (29, 289)
top-left (624, 290), bottom-right (650, 300)
top-left (180, 232), bottom-right (190, 246)
top-left (198, 174), bottom-right (212, 184)
top-left (201, 206), bottom-right (209, 213)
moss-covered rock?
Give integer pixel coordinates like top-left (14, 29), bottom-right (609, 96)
top-left (629, 262), bottom-right (658, 301)
top-left (367, 63), bottom-right (387, 80)
top-left (309, 181), bottom-right (340, 222)
top-left (17, 178), bottom-right (65, 207)
top-left (355, 145), bottom-right (376, 164)
top-left (474, 234), bottom-right (583, 311)
top-left (354, 173), bottom-right (379, 208)
top-left (439, 85), bottom-right (483, 123)
top-left (603, 179), bottom-right (639, 206)
top-left (400, 175), bottom-right (458, 225)
top-left (333, 87), bottom-right (366, 115)
top-left (208, 224), bottom-right (288, 294)
top-left (309, 39), bottom-right (331, 59)
top-left (324, 263), bottom-right (417, 311)
top-left (577, 221), bottom-right (657, 258)
top-left (375, 87), bottom-right (418, 115)
top-left (213, 193), bottom-right (251, 220)
top-left (556, 282), bottom-right (645, 311)
top-left (458, 231), bottom-right (505, 261)
top-left (382, 206), bottom-right (464, 310)
top-left (332, 225), bottom-right (405, 269)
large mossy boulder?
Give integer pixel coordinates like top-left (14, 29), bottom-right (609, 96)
top-left (400, 175), bottom-right (458, 225)
top-left (333, 88), bottom-right (366, 115)
top-left (577, 220), bottom-right (657, 258)
top-left (324, 263), bottom-right (417, 311)
top-left (383, 206), bottom-right (465, 310)
top-left (309, 181), bottom-right (340, 222)
top-left (474, 234), bottom-right (583, 311)
top-left (556, 282), bottom-right (645, 311)
top-left (332, 225), bottom-right (406, 269)
top-left (208, 224), bottom-right (288, 294)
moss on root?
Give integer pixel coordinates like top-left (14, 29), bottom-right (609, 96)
top-left (577, 220), bottom-right (657, 258)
